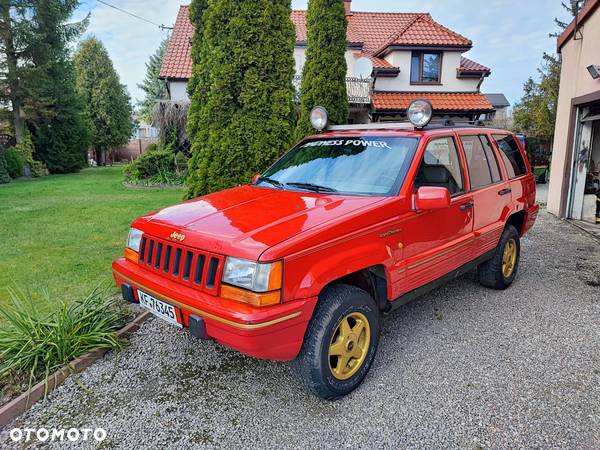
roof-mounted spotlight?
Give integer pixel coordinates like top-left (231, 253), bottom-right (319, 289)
top-left (587, 64), bottom-right (600, 80)
top-left (407, 99), bottom-right (433, 129)
top-left (310, 106), bottom-right (329, 131)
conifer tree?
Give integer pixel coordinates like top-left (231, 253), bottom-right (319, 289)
top-left (186, 0), bottom-right (296, 198)
top-left (74, 37), bottom-right (133, 165)
top-left (23, 0), bottom-right (90, 173)
top-left (137, 38), bottom-right (169, 124)
top-left (295, 0), bottom-right (348, 139)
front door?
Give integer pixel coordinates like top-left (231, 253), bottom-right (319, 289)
top-left (399, 135), bottom-right (474, 295)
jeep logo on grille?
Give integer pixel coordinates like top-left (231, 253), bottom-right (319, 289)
top-left (169, 232), bottom-right (186, 242)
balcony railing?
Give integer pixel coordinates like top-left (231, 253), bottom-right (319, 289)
top-left (293, 75), bottom-right (372, 105)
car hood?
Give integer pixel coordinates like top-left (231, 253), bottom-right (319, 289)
top-left (134, 185), bottom-right (384, 260)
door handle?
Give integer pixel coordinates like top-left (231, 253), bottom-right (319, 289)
top-left (460, 202), bottom-right (474, 211)
top-left (498, 188), bottom-right (512, 196)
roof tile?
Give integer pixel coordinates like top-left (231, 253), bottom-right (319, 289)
top-left (381, 15), bottom-right (471, 51)
top-left (161, 7), bottom-right (475, 80)
top-left (373, 92), bottom-right (494, 112)
top-left (160, 5), bottom-right (193, 79)
top-left (459, 56), bottom-right (490, 73)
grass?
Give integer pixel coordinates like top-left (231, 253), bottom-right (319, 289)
top-left (0, 167), bottom-right (183, 309)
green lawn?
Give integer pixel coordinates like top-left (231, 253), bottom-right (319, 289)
top-left (0, 167), bottom-right (183, 308)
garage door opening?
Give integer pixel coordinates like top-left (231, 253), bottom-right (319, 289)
top-left (566, 103), bottom-right (600, 230)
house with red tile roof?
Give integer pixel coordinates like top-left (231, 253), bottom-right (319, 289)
top-left (160, 1), bottom-right (495, 123)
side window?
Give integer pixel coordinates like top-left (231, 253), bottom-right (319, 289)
top-left (460, 135), bottom-right (502, 189)
top-left (480, 135), bottom-right (502, 182)
top-left (415, 137), bottom-right (464, 196)
top-left (492, 134), bottom-right (528, 179)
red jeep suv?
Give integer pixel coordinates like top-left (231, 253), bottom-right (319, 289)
top-left (113, 102), bottom-right (539, 399)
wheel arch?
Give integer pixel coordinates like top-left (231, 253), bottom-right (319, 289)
top-left (506, 210), bottom-right (526, 236)
top-left (321, 265), bottom-right (390, 312)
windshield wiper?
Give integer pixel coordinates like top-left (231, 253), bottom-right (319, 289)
top-left (286, 182), bottom-right (338, 193)
top-left (256, 177), bottom-right (285, 189)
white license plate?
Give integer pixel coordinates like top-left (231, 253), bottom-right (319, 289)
top-left (138, 290), bottom-right (182, 328)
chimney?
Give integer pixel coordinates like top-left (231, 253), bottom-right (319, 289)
top-left (344, 0), bottom-right (352, 16)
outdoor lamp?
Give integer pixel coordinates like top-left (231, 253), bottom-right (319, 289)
top-left (310, 106), bottom-right (329, 131)
top-left (587, 65), bottom-right (600, 80)
top-left (407, 99), bottom-right (433, 128)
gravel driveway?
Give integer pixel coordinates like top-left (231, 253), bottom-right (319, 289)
top-left (2, 210), bottom-right (599, 449)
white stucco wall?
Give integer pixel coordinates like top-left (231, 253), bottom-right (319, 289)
top-left (375, 51), bottom-right (480, 92)
top-left (294, 46), bottom-right (481, 92)
top-left (294, 47), bottom-right (356, 77)
top-left (547, 7), bottom-right (600, 216)
top-left (169, 81), bottom-right (189, 101)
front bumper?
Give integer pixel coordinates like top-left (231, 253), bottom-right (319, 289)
top-left (112, 258), bottom-right (317, 361)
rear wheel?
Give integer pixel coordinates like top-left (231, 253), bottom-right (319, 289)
top-left (292, 284), bottom-right (380, 400)
top-left (478, 224), bottom-right (520, 290)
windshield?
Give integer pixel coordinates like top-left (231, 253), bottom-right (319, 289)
top-left (257, 137), bottom-right (419, 196)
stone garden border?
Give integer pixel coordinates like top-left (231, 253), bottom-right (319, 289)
top-left (0, 311), bottom-right (152, 429)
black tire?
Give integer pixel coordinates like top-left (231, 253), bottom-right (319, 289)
top-left (537, 169), bottom-right (548, 184)
top-left (477, 224), bottom-right (520, 290)
top-left (291, 284), bottom-right (380, 400)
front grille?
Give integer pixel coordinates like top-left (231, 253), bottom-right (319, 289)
top-left (138, 235), bottom-right (224, 295)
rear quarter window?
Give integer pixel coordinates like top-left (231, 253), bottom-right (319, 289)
top-left (492, 134), bottom-right (528, 179)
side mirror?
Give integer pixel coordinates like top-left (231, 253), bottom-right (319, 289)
top-left (251, 174), bottom-right (260, 184)
top-left (414, 186), bottom-right (451, 211)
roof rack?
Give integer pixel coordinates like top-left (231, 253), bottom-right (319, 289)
top-left (327, 118), bottom-right (488, 132)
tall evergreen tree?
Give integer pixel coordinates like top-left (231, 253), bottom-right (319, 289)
top-left (186, 0), bottom-right (296, 198)
top-left (137, 38), bottom-right (169, 124)
top-left (0, 0), bottom-right (31, 144)
top-left (295, 0), bottom-right (348, 139)
top-left (23, 0), bottom-right (89, 173)
top-left (74, 37), bottom-right (133, 165)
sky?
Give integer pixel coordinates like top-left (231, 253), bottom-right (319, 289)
top-left (74, 0), bottom-right (571, 108)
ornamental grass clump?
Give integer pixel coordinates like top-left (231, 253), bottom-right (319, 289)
top-left (0, 288), bottom-right (127, 394)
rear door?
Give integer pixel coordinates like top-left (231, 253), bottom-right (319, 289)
top-left (491, 133), bottom-right (536, 222)
top-left (458, 133), bottom-right (511, 257)
top-left (400, 135), bottom-right (475, 294)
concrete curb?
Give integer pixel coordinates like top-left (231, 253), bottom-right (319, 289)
top-left (0, 311), bottom-right (152, 429)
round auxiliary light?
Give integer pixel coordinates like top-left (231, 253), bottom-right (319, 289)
top-left (407, 99), bottom-right (433, 128)
top-left (310, 106), bottom-right (329, 131)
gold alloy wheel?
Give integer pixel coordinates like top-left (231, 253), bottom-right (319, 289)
top-left (328, 312), bottom-right (371, 380)
top-left (502, 238), bottom-right (518, 278)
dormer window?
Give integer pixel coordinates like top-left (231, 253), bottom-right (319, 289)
top-left (410, 51), bottom-right (442, 84)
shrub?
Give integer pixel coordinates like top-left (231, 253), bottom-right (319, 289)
top-left (0, 152), bottom-right (10, 184)
top-left (0, 288), bottom-right (127, 393)
top-left (124, 148), bottom-right (187, 185)
top-left (174, 151), bottom-right (188, 177)
top-left (13, 129), bottom-right (49, 178)
top-left (28, 160), bottom-right (49, 177)
top-left (5, 148), bottom-right (24, 179)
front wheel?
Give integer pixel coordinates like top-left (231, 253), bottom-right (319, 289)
top-left (291, 284), bottom-right (380, 400)
top-left (477, 224), bottom-right (520, 290)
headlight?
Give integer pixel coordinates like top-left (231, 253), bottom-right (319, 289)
top-left (126, 228), bottom-right (144, 252)
top-left (222, 257), bottom-right (282, 292)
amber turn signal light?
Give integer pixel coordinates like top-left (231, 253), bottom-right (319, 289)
top-left (220, 285), bottom-right (281, 307)
top-left (124, 248), bottom-right (139, 264)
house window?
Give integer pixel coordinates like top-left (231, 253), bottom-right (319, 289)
top-left (410, 52), bottom-right (442, 84)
